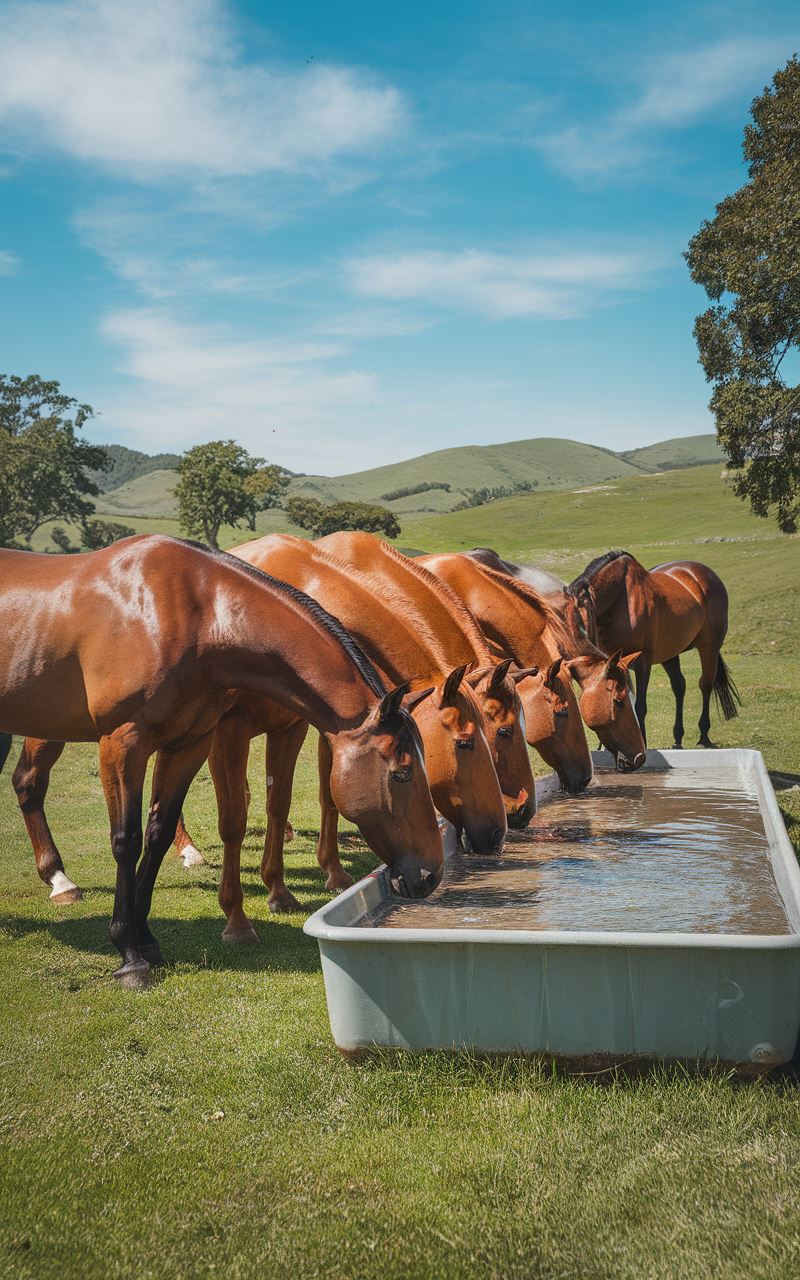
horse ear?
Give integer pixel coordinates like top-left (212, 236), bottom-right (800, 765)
top-left (617, 651), bottom-right (641, 672)
top-left (377, 682), bottom-right (410, 723)
top-left (489, 657), bottom-right (514, 690)
top-left (544, 658), bottom-right (563, 689)
top-left (438, 663), bottom-right (469, 707)
top-left (511, 665), bottom-right (539, 684)
top-left (404, 685), bottom-right (435, 713)
top-left (602, 648), bottom-right (625, 679)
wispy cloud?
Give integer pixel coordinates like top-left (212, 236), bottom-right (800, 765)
top-left (538, 36), bottom-right (789, 180)
top-left (0, 0), bottom-right (406, 181)
top-left (99, 309), bottom-right (377, 471)
top-left (0, 250), bottom-right (19, 275)
top-left (347, 246), bottom-right (658, 320)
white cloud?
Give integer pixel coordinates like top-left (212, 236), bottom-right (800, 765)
top-left (348, 247), bottom-right (656, 320)
top-left (0, 0), bottom-right (405, 180)
top-left (98, 309), bottom-right (378, 471)
top-left (539, 36), bottom-right (789, 180)
top-left (0, 250), bottom-right (19, 275)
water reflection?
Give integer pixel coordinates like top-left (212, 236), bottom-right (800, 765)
top-left (360, 766), bottom-right (789, 935)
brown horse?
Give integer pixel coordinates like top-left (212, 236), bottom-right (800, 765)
top-left (235, 534), bottom-right (517, 855)
top-left (421, 553), bottom-right (646, 774)
top-left (316, 532), bottom-right (593, 794)
top-left (566, 551), bottom-right (740, 748)
top-left (0, 536), bottom-right (443, 984)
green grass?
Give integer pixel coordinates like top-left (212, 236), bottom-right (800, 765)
top-left (4, 462), bottom-right (800, 1278)
top-left (621, 433), bottom-right (724, 471)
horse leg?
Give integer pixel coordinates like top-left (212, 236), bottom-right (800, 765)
top-left (209, 719), bottom-right (259, 943)
top-left (172, 811), bottom-right (205, 868)
top-left (134, 733), bottom-right (216, 966)
top-left (97, 730), bottom-right (150, 988)
top-left (316, 733), bottom-right (354, 892)
top-left (11, 738), bottom-right (81, 902)
top-left (662, 657), bottom-right (686, 749)
top-left (261, 720), bottom-right (309, 913)
top-left (633, 658), bottom-right (652, 748)
top-left (697, 645), bottom-right (719, 747)
top-left (265, 772), bottom-right (294, 844)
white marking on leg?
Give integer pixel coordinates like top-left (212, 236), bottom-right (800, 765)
top-left (49, 870), bottom-right (79, 898)
top-left (180, 844), bottom-right (204, 868)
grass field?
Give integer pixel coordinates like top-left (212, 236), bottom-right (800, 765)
top-left (3, 463), bottom-right (800, 1278)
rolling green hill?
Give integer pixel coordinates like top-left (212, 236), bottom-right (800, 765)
top-left (621, 433), bottom-right (724, 471)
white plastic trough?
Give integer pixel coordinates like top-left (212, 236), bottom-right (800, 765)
top-left (304, 751), bottom-right (800, 1070)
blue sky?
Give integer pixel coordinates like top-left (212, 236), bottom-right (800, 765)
top-left (0, 0), bottom-right (796, 474)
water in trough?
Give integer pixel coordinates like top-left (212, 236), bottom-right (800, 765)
top-left (359, 764), bottom-right (790, 935)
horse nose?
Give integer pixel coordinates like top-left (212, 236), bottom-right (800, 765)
top-left (390, 860), bottom-right (441, 899)
top-left (506, 791), bottom-right (534, 829)
top-left (633, 752), bottom-right (646, 770)
top-left (463, 819), bottom-right (507, 855)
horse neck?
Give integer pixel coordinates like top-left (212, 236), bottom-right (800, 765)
top-left (202, 569), bottom-right (375, 733)
top-left (593, 556), bottom-right (641, 619)
top-left (377, 548), bottom-right (489, 669)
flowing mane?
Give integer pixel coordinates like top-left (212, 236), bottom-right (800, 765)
top-left (475, 563), bottom-right (576, 656)
top-left (210, 545), bottom-right (388, 700)
top-left (378, 542), bottom-right (490, 659)
top-left (567, 550), bottom-right (634, 597)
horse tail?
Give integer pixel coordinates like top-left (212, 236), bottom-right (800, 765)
top-left (713, 655), bottom-right (741, 721)
top-left (0, 732), bottom-right (12, 775)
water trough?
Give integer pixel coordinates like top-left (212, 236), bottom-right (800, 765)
top-left (304, 750), bottom-right (800, 1070)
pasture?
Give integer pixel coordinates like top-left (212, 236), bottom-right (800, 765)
top-left (3, 464), bottom-right (800, 1279)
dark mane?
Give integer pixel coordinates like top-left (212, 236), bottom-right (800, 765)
top-left (207, 545), bottom-right (388, 700)
top-left (568, 550), bottom-right (632, 596)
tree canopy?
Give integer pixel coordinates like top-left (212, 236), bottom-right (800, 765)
top-left (174, 440), bottom-right (290, 549)
top-left (0, 374), bottom-right (114, 549)
top-left (285, 496), bottom-right (401, 540)
top-left (686, 55), bottom-right (800, 532)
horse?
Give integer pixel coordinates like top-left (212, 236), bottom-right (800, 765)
top-left (420, 554), bottom-right (646, 774)
top-left (0, 536), bottom-right (443, 985)
top-left (566, 551), bottom-right (740, 748)
top-left (314, 532), bottom-right (592, 794)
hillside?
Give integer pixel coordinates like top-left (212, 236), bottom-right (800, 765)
top-left (621, 433), bottom-right (724, 472)
top-left (87, 443), bottom-right (181, 492)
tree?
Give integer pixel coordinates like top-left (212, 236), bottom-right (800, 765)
top-left (686, 56), bottom-right (800, 532)
top-left (0, 374), bottom-right (108, 547)
top-left (174, 440), bottom-right (289, 549)
top-left (285, 496), bottom-right (401, 539)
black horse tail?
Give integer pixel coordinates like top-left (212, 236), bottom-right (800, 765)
top-left (0, 732), bottom-right (12, 775)
top-left (713, 655), bottom-right (741, 721)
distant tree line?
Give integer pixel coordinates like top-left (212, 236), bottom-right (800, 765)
top-left (285, 496), bottom-right (400, 539)
top-left (379, 481), bottom-right (451, 502)
top-left (85, 443), bottom-right (181, 493)
top-left (453, 479), bottom-right (537, 510)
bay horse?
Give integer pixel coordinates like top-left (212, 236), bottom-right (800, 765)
top-left (314, 532), bottom-right (592, 794)
top-left (0, 536), bottom-right (443, 985)
top-left (566, 551), bottom-right (740, 748)
top-left (421, 553), bottom-right (646, 774)
top-left (235, 533), bottom-right (520, 854)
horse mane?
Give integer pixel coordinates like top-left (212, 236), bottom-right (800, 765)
top-left (208, 544), bottom-right (388, 700)
top-left (474, 562), bottom-right (577, 657)
top-left (567, 550), bottom-right (635, 597)
top-left (378, 542), bottom-right (490, 659)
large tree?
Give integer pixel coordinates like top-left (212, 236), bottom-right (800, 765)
top-left (175, 439), bottom-right (289, 549)
top-left (686, 56), bottom-right (800, 532)
top-left (0, 374), bottom-right (108, 547)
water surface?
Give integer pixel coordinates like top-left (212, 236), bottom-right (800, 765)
top-left (359, 765), bottom-right (789, 935)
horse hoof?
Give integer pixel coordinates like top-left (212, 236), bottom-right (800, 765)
top-left (268, 892), bottom-right (304, 914)
top-left (697, 738), bottom-right (717, 749)
top-left (112, 960), bottom-right (154, 990)
top-left (140, 941), bottom-right (165, 967)
top-left (325, 873), bottom-right (355, 893)
top-left (222, 925), bottom-right (259, 945)
top-left (180, 844), bottom-right (204, 868)
top-left (49, 871), bottom-right (82, 903)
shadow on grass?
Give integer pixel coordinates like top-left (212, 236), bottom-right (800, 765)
top-left (0, 910), bottom-right (323, 974)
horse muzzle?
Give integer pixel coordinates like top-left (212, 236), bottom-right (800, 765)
top-left (616, 751), bottom-right (646, 772)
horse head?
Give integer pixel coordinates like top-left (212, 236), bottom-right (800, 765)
top-left (465, 658), bottom-right (536, 829)
top-left (327, 683), bottom-right (443, 897)
top-left (513, 658), bottom-right (594, 795)
top-left (566, 649), bottom-right (646, 772)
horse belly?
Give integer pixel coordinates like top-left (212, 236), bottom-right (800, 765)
top-left (0, 658), bottom-right (96, 740)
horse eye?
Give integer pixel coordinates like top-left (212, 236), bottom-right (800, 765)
top-left (455, 737), bottom-right (474, 750)
top-left (392, 765), bottom-right (412, 783)
top-left (497, 726), bottom-right (513, 739)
